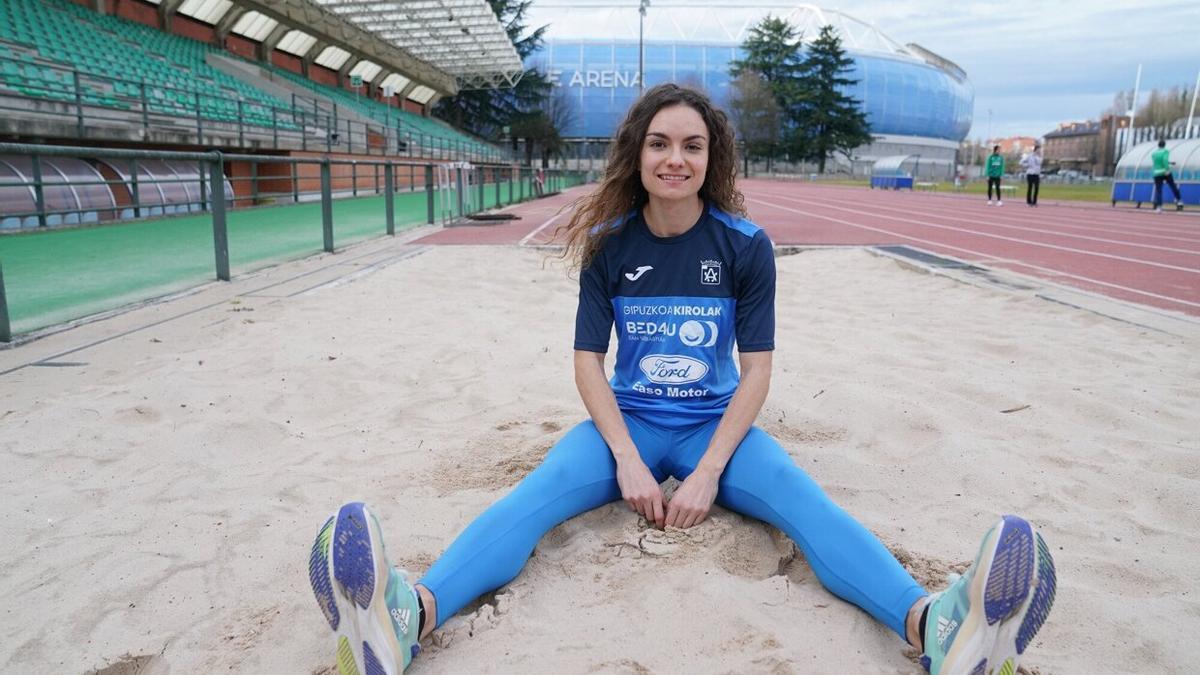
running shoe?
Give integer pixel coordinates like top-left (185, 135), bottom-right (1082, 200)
top-left (920, 514), bottom-right (1055, 675)
top-left (310, 502), bottom-right (422, 674)
top-left (987, 525), bottom-right (1057, 675)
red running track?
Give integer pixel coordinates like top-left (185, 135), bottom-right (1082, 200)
top-left (417, 180), bottom-right (1200, 317)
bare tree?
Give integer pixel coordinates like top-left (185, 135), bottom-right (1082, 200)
top-left (728, 70), bottom-right (781, 171)
top-left (1136, 85), bottom-right (1192, 133)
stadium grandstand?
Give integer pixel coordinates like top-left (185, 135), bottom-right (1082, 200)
top-left (0, 0), bottom-right (597, 341)
top-left (0, 0), bottom-right (533, 227)
top-left (528, 1), bottom-right (974, 179)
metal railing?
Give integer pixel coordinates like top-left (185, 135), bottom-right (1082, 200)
top-left (0, 142), bottom-right (587, 341)
top-left (0, 49), bottom-right (509, 163)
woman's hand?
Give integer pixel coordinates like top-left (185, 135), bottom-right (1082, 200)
top-left (615, 455), bottom-right (665, 529)
top-left (665, 468), bottom-right (719, 529)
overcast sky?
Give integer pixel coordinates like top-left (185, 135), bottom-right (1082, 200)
top-left (527, 0), bottom-right (1200, 141)
top-left (835, 0), bottom-right (1200, 140)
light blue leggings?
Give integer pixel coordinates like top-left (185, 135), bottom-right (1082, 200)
top-left (418, 413), bottom-right (927, 638)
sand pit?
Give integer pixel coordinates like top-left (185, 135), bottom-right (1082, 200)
top-left (1, 241), bottom-right (1197, 673)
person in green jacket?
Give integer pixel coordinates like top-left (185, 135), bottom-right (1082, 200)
top-left (985, 145), bottom-right (1005, 206)
top-left (1151, 139), bottom-right (1183, 212)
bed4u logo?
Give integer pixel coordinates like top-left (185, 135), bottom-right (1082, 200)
top-left (700, 259), bottom-right (722, 285)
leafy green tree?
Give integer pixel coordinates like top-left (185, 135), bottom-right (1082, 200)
top-left (433, 0), bottom-right (552, 142)
top-left (794, 25), bottom-right (872, 172)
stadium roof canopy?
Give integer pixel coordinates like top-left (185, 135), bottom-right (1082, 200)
top-left (157, 0), bottom-right (524, 100)
top-left (527, 1), bottom-right (966, 81)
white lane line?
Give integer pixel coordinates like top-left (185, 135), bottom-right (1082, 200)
top-left (519, 210), bottom-right (567, 247)
top-left (744, 195), bottom-right (1200, 310)
top-left (758, 183), bottom-right (1200, 236)
top-left (790, 193), bottom-right (1200, 253)
top-left (745, 191), bottom-right (1200, 275)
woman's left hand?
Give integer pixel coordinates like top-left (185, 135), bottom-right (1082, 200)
top-left (665, 469), bottom-right (719, 529)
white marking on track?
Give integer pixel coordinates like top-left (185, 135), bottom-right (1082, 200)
top-left (748, 191), bottom-right (1200, 274)
top-left (519, 211), bottom-right (566, 246)
top-left (745, 195), bottom-right (1200, 310)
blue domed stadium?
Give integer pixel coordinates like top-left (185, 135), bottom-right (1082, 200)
top-left (527, 3), bottom-right (974, 176)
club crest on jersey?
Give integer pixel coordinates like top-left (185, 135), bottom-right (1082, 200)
top-left (700, 259), bottom-right (722, 285)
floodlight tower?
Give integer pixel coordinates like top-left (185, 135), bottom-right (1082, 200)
top-left (639, 0), bottom-right (650, 94)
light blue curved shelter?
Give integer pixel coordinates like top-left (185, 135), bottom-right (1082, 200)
top-left (870, 155), bottom-right (919, 190)
top-left (1111, 139), bottom-right (1200, 208)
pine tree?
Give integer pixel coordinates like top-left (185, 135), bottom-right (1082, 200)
top-left (795, 25), bottom-right (872, 173)
top-left (729, 16), bottom-right (809, 160)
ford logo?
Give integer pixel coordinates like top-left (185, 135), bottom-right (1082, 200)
top-left (638, 354), bottom-right (708, 384)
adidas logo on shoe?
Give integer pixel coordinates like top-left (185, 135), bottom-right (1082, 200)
top-left (392, 607), bottom-right (412, 635)
top-left (936, 615), bottom-right (958, 646)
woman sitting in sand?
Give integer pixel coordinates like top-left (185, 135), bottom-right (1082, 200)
top-left (307, 84), bottom-right (1056, 675)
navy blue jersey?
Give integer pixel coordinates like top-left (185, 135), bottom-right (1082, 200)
top-left (574, 203), bottom-right (775, 426)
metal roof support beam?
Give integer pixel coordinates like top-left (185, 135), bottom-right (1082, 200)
top-left (261, 23), bottom-right (292, 62)
top-left (158, 0), bottom-right (184, 30)
top-left (338, 58), bottom-right (356, 90)
top-left (424, 93), bottom-right (443, 116)
top-left (301, 40), bottom-right (330, 79)
top-left (214, 7), bottom-right (249, 44)
top-left (232, 0), bottom-right (458, 95)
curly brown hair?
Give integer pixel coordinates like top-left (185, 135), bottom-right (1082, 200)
top-left (557, 83), bottom-right (745, 271)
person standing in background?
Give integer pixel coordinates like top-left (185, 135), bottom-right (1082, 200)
top-left (1151, 140), bottom-right (1183, 213)
top-left (1020, 144), bottom-right (1043, 207)
top-left (986, 145), bottom-right (1005, 206)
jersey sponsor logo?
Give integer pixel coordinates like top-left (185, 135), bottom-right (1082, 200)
top-left (639, 354), bottom-right (708, 384)
top-left (623, 304), bottom-right (721, 317)
top-left (624, 265), bottom-right (654, 281)
top-left (700, 259), bottom-right (722, 285)
top-left (678, 320), bottom-right (718, 347)
top-left (625, 321), bottom-right (675, 340)
top-left (632, 382), bottom-right (710, 398)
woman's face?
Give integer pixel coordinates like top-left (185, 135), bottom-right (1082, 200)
top-left (639, 104), bottom-right (709, 205)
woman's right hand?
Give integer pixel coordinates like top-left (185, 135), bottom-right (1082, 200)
top-left (615, 455), bottom-right (665, 529)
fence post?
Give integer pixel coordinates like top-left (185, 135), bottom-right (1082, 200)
top-left (73, 70), bottom-right (84, 138)
top-left (237, 99), bottom-right (245, 147)
top-left (0, 261), bottom-right (11, 343)
top-left (198, 159), bottom-right (208, 212)
top-left (495, 168), bottom-right (501, 207)
top-left (30, 153), bottom-right (47, 228)
top-left (209, 153), bottom-right (230, 281)
top-left (291, 161), bottom-right (299, 203)
top-left (250, 161), bottom-right (259, 206)
top-left (140, 81), bottom-right (149, 134)
top-left (455, 166), bottom-right (465, 217)
top-left (130, 157), bottom-right (141, 218)
top-left (384, 163), bottom-right (395, 235)
top-left (194, 91), bottom-right (202, 140)
top-left (425, 164), bottom-right (434, 224)
top-left (477, 167), bottom-right (484, 213)
top-left (351, 161), bottom-right (358, 198)
top-left (321, 159), bottom-right (334, 252)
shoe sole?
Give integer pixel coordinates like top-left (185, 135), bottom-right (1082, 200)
top-left (988, 528), bottom-right (1058, 675)
top-left (309, 502), bottom-right (403, 675)
top-left (942, 515), bottom-right (1036, 675)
